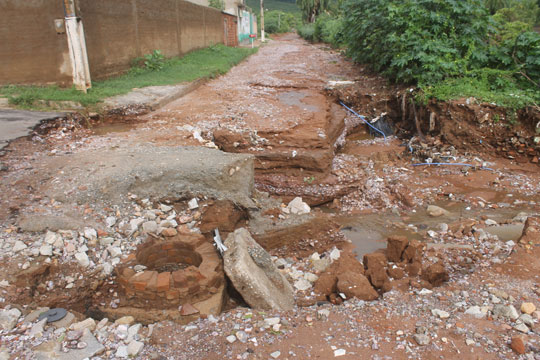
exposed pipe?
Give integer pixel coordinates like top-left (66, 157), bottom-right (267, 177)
top-left (411, 162), bottom-right (495, 171)
top-left (339, 101), bottom-right (387, 140)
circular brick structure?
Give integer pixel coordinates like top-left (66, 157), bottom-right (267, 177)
top-left (116, 233), bottom-right (223, 308)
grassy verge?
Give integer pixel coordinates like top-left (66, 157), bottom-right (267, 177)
top-left (0, 44), bottom-right (257, 110)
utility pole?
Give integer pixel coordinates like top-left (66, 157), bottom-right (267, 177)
top-left (63, 0), bottom-right (91, 92)
top-left (260, 0), bottom-right (265, 42)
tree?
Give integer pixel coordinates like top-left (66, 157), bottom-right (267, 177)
top-left (297, 0), bottom-right (330, 22)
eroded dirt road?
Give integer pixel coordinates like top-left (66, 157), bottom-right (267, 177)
top-left (0, 34), bottom-right (540, 359)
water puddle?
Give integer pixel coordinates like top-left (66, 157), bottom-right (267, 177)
top-left (277, 91), bottom-right (319, 112)
top-left (90, 123), bottom-right (136, 136)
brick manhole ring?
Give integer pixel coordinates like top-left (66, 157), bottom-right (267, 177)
top-left (115, 233), bottom-right (224, 308)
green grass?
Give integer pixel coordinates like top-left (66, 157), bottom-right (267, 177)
top-left (0, 44), bottom-right (257, 110)
top-left (418, 69), bottom-right (540, 110)
top-left (246, 0), bottom-right (300, 15)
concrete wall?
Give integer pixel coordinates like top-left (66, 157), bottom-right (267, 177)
top-left (0, 0), bottom-right (72, 85)
top-left (0, 0), bottom-right (229, 85)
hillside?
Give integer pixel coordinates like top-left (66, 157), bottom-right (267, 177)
top-left (245, 0), bottom-right (300, 14)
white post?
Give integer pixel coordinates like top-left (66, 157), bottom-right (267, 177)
top-left (260, 0), bottom-right (265, 42)
top-left (64, 0), bottom-right (91, 92)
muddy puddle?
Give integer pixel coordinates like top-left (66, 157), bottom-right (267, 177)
top-left (90, 122), bottom-right (136, 136)
top-left (334, 200), bottom-right (534, 259)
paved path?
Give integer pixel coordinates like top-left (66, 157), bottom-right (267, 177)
top-left (0, 109), bottom-right (64, 149)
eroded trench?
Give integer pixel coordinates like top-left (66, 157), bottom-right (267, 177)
top-left (17, 81), bottom-right (540, 325)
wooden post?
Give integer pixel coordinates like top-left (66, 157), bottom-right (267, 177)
top-left (63, 0), bottom-right (91, 92)
top-left (260, 0), bottom-right (265, 42)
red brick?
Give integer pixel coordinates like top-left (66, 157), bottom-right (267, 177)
top-left (129, 270), bottom-right (156, 291)
top-left (162, 243), bottom-right (174, 250)
top-left (157, 272), bottom-right (171, 292)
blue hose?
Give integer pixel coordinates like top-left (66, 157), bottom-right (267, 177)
top-left (339, 101), bottom-right (387, 140)
top-left (412, 162), bottom-right (495, 171)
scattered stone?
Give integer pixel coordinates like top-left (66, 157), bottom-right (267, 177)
top-left (224, 228), bottom-right (294, 311)
top-left (465, 306), bottom-right (487, 319)
top-left (336, 272), bottom-right (378, 301)
top-left (413, 334), bottom-right (431, 346)
top-left (116, 345), bottom-right (128, 358)
top-left (422, 263), bottom-right (449, 286)
top-left (329, 248), bottom-right (340, 261)
top-left (521, 302), bottom-right (536, 315)
top-left (511, 335), bottom-right (527, 354)
top-left (105, 216), bottom-right (117, 227)
top-left (493, 304), bottom-right (519, 320)
top-left (127, 340), bottom-right (144, 356)
top-left (74, 252), bottom-right (90, 267)
top-left (39, 244), bottom-right (53, 256)
top-left (84, 227), bottom-right (97, 240)
top-left (226, 335), bottom-right (237, 343)
top-left (235, 330), bottom-right (248, 343)
top-left (427, 205), bottom-right (449, 217)
top-left (514, 323), bottom-right (529, 333)
top-left (115, 316), bottom-right (135, 326)
top-left (287, 197), bottom-right (311, 215)
top-left (29, 318), bottom-right (47, 338)
top-left (431, 309), bottom-right (450, 319)
top-left (160, 204), bottom-right (173, 212)
top-left (13, 240), bottom-right (28, 252)
top-left (188, 198), bottom-right (199, 210)
top-left (386, 236), bottom-right (409, 262)
top-left (161, 228), bottom-right (178, 237)
top-left (270, 351), bottom-right (281, 358)
top-left (334, 349), bottom-right (346, 357)
top-left (317, 309), bottom-right (330, 321)
top-left (0, 307), bottom-right (21, 331)
top-left (294, 278), bottom-right (312, 291)
top-left (71, 318), bottom-right (96, 331)
top-left (142, 221), bottom-right (158, 233)
top-left (50, 312), bottom-right (75, 329)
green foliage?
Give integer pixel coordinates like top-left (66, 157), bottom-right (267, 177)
top-left (493, 0), bottom-right (539, 26)
top-left (209, 0), bottom-right (225, 10)
top-left (313, 14), bottom-right (344, 46)
top-left (143, 50), bottom-right (165, 71)
top-left (264, 10), bottom-right (300, 33)
top-left (0, 45), bottom-right (257, 109)
top-left (297, 0), bottom-right (330, 22)
top-left (246, 0), bottom-right (300, 15)
top-left (342, 0), bottom-right (492, 84)
top-left (418, 68), bottom-right (540, 109)
top-left (297, 23), bottom-right (316, 41)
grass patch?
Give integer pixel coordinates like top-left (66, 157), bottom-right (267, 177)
top-left (418, 69), bottom-right (540, 109)
top-left (0, 44), bottom-right (257, 110)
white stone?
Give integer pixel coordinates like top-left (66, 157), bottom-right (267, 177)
top-left (127, 340), bottom-right (144, 356)
top-left (45, 231), bottom-right (61, 245)
top-left (142, 221), bottom-right (158, 233)
top-left (101, 262), bottom-right (114, 277)
top-left (0, 308), bottom-right (21, 331)
top-left (99, 237), bottom-right (114, 246)
top-left (115, 345), bottom-right (128, 358)
top-left (39, 245), bottom-right (53, 256)
top-left (188, 198), bottom-right (199, 210)
top-left (105, 216), bottom-right (117, 227)
top-left (83, 228), bottom-right (97, 240)
top-left (287, 197), bottom-right (311, 215)
top-left (465, 306), bottom-right (486, 319)
top-left (294, 278), bottom-right (312, 291)
top-left (29, 318), bottom-right (47, 338)
top-left (264, 317), bottom-right (280, 327)
top-left (75, 252), bottom-right (90, 267)
top-left (270, 351), bottom-right (281, 358)
top-left (431, 309), bottom-right (450, 319)
top-left (304, 272), bottom-right (318, 283)
top-left (130, 218), bottom-right (145, 232)
top-left (334, 349), bottom-right (346, 357)
top-left (226, 335), bottom-right (237, 343)
top-left (107, 246), bottom-right (122, 258)
top-left (127, 323), bottom-right (142, 342)
top-left (329, 248), bottom-right (340, 261)
top-left (160, 204), bottom-right (173, 212)
top-left (485, 219), bottom-right (497, 226)
top-left (13, 241), bottom-right (27, 252)
top-left (71, 318), bottom-right (96, 331)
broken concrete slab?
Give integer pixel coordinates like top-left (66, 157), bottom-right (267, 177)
top-left (103, 80), bottom-right (206, 111)
top-left (34, 328), bottom-right (104, 360)
top-left (42, 146), bottom-right (255, 208)
top-left (224, 228), bottom-right (294, 311)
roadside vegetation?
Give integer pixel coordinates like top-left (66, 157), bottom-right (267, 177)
top-left (297, 0), bottom-right (540, 109)
top-left (0, 45), bottom-right (257, 109)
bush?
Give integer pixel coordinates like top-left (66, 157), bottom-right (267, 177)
top-left (265, 11), bottom-right (300, 33)
top-left (342, 0), bottom-right (492, 85)
top-left (314, 14), bottom-right (344, 46)
top-left (297, 23), bottom-right (316, 41)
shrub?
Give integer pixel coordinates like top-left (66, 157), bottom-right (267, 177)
top-left (342, 0), bottom-right (492, 85)
top-left (314, 14), bottom-right (344, 46)
top-left (265, 11), bottom-right (300, 33)
top-left (297, 23), bottom-right (316, 41)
